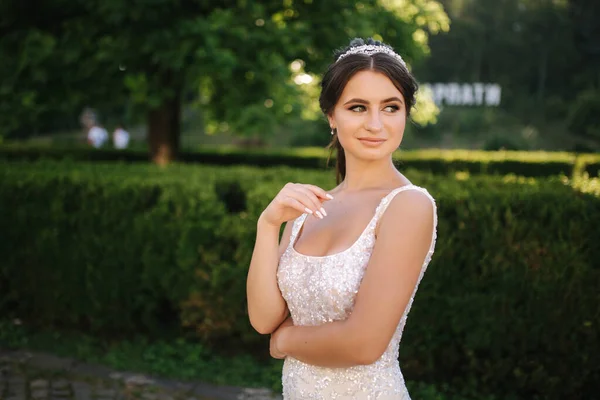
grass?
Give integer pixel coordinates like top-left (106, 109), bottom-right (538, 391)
top-left (0, 319), bottom-right (283, 390)
top-left (0, 319), bottom-right (507, 400)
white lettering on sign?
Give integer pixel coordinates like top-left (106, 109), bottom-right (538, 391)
top-left (423, 83), bottom-right (502, 106)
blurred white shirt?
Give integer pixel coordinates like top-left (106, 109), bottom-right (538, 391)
top-left (88, 126), bottom-right (108, 148)
top-left (113, 128), bottom-right (130, 149)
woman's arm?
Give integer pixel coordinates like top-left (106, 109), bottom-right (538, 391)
top-left (247, 183), bottom-right (333, 335)
top-left (272, 190), bottom-right (435, 367)
top-left (246, 217), bottom-right (292, 334)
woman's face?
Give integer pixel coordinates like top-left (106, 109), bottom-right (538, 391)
top-left (328, 70), bottom-right (406, 162)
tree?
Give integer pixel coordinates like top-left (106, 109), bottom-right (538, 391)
top-left (415, 0), bottom-right (600, 147)
top-left (0, 0), bottom-right (449, 164)
top-left (569, 0), bottom-right (600, 88)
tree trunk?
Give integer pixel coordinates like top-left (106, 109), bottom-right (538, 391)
top-left (148, 92), bottom-right (181, 165)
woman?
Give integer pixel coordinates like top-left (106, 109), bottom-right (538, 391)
top-left (246, 37), bottom-right (437, 399)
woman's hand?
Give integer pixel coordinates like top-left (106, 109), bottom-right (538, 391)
top-left (260, 183), bottom-right (333, 228)
top-left (270, 316), bottom-right (294, 359)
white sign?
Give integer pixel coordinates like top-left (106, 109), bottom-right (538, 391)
top-left (422, 83), bottom-right (502, 106)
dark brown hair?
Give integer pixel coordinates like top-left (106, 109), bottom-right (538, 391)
top-left (319, 38), bottom-right (419, 183)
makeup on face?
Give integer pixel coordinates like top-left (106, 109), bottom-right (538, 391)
top-left (329, 71), bottom-right (407, 153)
top-left (357, 137), bottom-right (387, 147)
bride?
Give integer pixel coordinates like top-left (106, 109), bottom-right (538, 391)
top-left (246, 37), bottom-right (437, 399)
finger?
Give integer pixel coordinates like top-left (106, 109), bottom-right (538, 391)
top-left (303, 184), bottom-right (334, 201)
top-left (281, 196), bottom-right (314, 215)
top-left (292, 186), bottom-right (325, 218)
top-left (293, 185), bottom-right (323, 210)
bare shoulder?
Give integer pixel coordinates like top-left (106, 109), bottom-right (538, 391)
top-left (378, 188), bottom-right (436, 233)
top-left (392, 187), bottom-right (435, 212)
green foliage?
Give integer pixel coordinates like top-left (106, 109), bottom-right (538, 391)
top-left (585, 162), bottom-right (600, 178)
top-left (483, 134), bottom-right (531, 151)
top-left (416, 0), bottom-right (600, 148)
top-left (562, 170), bottom-right (600, 197)
top-left (0, 160), bottom-right (598, 399)
top-left (397, 149), bottom-right (583, 177)
top-left (400, 183), bottom-right (600, 399)
top-left (0, 319), bottom-right (283, 390)
top-left (2, 143), bottom-right (599, 178)
top-left (0, 0), bottom-right (448, 140)
top-left (567, 89), bottom-right (600, 143)
top-left (0, 319), bottom-right (499, 399)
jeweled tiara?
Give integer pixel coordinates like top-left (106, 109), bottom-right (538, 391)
top-left (336, 45), bottom-right (407, 68)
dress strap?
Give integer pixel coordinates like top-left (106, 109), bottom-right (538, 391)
top-left (288, 213), bottom-right (309, 247)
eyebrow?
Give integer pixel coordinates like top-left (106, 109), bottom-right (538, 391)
top-left (343, 97), bottom-right (404, 105)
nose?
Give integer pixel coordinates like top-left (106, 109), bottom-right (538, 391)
top-left (365, 110), bottom-right (383, 132)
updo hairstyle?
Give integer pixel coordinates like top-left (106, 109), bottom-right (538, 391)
top-left (319, 38), bottom-right (418, 183)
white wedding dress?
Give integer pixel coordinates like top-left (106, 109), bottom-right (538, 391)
top-left (277, 185), bottom-right (437, 399)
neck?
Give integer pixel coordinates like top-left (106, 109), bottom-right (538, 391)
top-left (339, 155), bottom-right (401, 192)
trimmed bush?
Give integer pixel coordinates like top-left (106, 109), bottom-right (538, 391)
top-left (1, 143), bottom-right (599, 178)
top-left (582, 158), bottom-right (600, 178)
top-left (0, 160), bottom-right (598, 399)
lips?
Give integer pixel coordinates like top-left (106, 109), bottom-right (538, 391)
top-left (358, 138), bottom-right (386, 146)
top-left (358, 138), bottom-right (385, 142)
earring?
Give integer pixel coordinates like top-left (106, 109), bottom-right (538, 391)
top-left (331, 128), bottom-right (336, 135)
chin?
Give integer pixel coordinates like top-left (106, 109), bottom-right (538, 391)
top-left (351, 146), bottom-right (395, 162)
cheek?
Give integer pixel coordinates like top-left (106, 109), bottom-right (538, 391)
top-left (336, 132), bottom-right (351, 149)
top-left (334, 116), bottom-right (361, 142)
top-left (389, 115), bottom-right (406, 132)
top-left (389, 117), bottom-right (406, 145)
top-left (335, 112), bottom-right (359, 128)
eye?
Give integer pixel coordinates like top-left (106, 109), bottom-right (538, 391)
top-left (349, 105), bottom-right (366, 112)
top-left (383, 105), bottom-right (400, 112)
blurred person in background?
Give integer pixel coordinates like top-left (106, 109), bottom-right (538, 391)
top-left (112, 123), bottom-right (130, 149)
top-left (247, 37), bottom-right (437, 399)
top-left (87, 123), bottom-right (109, 148)
top-left (80, 107), bottom-right (97, 144)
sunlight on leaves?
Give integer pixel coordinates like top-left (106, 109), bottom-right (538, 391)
top-left (412, 84), bottom-right (440, 126)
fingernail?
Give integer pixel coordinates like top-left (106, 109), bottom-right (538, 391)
top-left (326, 194), bottom-right (334, 200)
top-left (320, 207), bottom-right (327, 217)
top-left (304, 207), bottom-right (313, 214)
top-left (315, 211), bottom-right (323, 219)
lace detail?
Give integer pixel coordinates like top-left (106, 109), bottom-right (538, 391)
top-left (277, 185), bottom-right (437, 399)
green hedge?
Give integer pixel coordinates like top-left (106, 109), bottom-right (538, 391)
top-left (1, 143), bottom-right (599, 178)
top-left (0, 160), bottom-right (598, 400)
top-left (579, 154), bottom-right (600, 177)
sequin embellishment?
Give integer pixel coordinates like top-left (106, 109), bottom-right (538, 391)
top-left (277, 185), bottom-right (438, 400)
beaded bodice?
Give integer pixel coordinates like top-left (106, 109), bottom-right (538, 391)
top-left (276, 185), bottom-right (437, 400)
